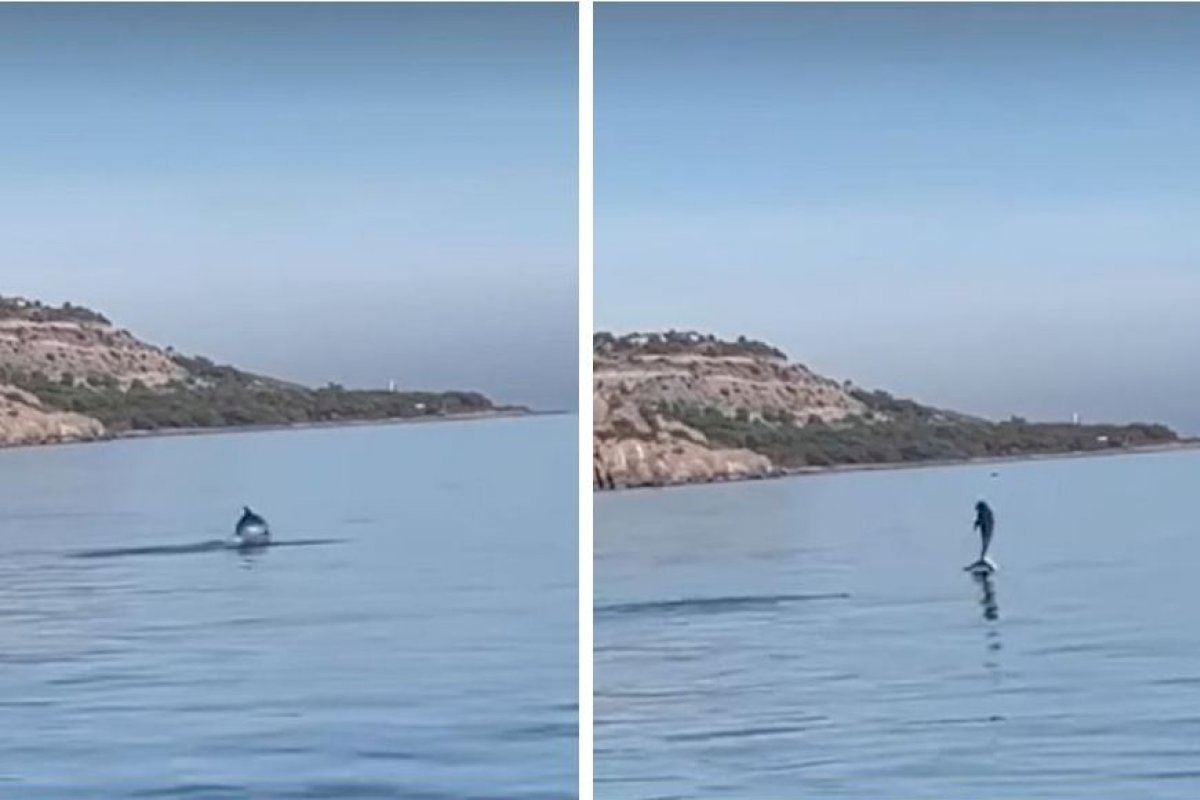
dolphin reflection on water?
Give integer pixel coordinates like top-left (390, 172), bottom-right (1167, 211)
top-left (972, 571), bottom-right (1004, 695)
top-left (973, 571), bottom-right (999, 622)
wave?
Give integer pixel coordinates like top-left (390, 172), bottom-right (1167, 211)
top-left (595, 592), bottom-right (849, 618)
top-left (68, 538), bottom-right (346, 559)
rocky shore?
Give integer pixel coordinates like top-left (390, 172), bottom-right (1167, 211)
top-left (593, 331), bottom-right (861, 488)
top-left (0, 384), bottom-right (106, 447)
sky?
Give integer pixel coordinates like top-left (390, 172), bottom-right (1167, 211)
top-left (597, 3), bottom-right (1200, 434)
top-left (0, 3), bottom-right (576, 410)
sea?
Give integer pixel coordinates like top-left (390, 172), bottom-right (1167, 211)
top-left (596, 447), bottom-right (1200, 799)
top-left (0, 414), bottom-right (576, 799)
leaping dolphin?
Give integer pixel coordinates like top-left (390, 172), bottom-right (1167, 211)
top-left (965, 500), bottom-right (997, 572)
top-left (235, 506), bottom-right (271, 547)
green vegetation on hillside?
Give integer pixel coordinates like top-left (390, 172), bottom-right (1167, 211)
top-left (596, 330), bottom-right (1182, 480)
top-left (594, 330), bottom-right (787, 360)
top-left (660, 388), bottom-right (1178, 469)
top-left (0, 296), bottom-right (110, 325)
top-left (1, 355), bottom-right (495, 433)
top-left (0, 295), bottom-right (508, 437)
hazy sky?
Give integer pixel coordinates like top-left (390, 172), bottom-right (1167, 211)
top-left (597, 4), bottom-right (1200, 433)
top-left (0, 3), bottom-right (576, 410)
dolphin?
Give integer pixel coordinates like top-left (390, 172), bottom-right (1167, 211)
top-left (964, 500), bottom-right (997, 572)
top-left (235, 505), bottom-right (271, 547)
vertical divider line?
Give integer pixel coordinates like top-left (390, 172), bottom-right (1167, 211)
top-left (578, 1), bottom-right (594, 798)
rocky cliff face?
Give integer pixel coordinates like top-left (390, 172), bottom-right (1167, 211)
top-left (0, 317), bottom-right (184, 390)
top-left (593, 332), bottom-right (864, 488)
top-left (0, 384), bottom-right (106, 446)
top-left (593, 391), bottom-right (773, 488)
top-left (0, 297), bottom-right (178, 445)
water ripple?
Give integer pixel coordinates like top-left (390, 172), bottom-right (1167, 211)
top-left (596, 592), bottom-right (850, 617)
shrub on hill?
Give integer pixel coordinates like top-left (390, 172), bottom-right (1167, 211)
top-left (665, 401), bottom-right (1177, 469)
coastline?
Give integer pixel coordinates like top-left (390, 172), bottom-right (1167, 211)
top-left (598, 438), bottom-right (1200, 493)
top-left (1, 407), bottom-right (559, 453)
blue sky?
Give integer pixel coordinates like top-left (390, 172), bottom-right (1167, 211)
top-left (597, 4), bottom-right (1200, 433)
top-left (0, 3), bottom-right (576, 409)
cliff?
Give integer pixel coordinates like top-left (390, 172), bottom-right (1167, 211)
top-left (0, 384), bottom-right (106, 446)
top-left (593, 330), bottom-right (1179, 489)
top-left (0, 299), bottom-right (184, 389)
top-left (593, 331), bottom-right (863, 487)
top-left (0, 295), bottom-right (502, 447)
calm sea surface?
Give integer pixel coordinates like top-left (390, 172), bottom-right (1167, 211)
top-left (596, 448), bottom-right (1200, 799)
top-left (0, 414), bottom-right (576, 799)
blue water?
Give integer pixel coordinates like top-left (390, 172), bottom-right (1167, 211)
top-left (596, 448), bottom-right (1200, 799)
top-left (0, 415), bottom-right (576, 799)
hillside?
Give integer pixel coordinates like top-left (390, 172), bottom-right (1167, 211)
top-left (594, 331), bottom-right (1180, 489)
top-left (0, 295), bottom-right (504, 447)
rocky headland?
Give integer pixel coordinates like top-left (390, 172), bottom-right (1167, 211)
top-left (593, 330), bottom-right (1181, 489)
top-left (0, 295), bottom-right (510, 448)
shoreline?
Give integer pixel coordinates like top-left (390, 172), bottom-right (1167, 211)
top-left (781, 438), bottom-right (1200, 477)
top-left (1, 408), bottom-right (563, 453)
top-left (600, 438), bottom-right (1200, 493)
